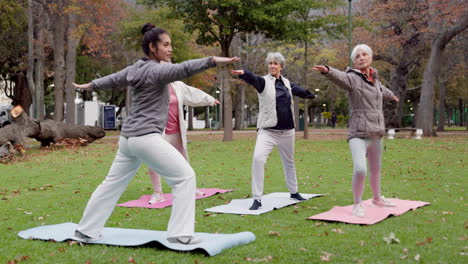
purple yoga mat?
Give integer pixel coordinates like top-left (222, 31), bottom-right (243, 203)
top-left (307, 198), bottom-right (430, 225)
top-left (117, 188), bottom-right (233, 209)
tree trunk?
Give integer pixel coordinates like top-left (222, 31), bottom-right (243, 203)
top-left (53, 0), bottom-right (66, 121)
top-left (221, 66), bottom-right (233, 141)
top-left (26, 0), bottom-right (36, 118)
top-left (12, 73), bottom-right (31, 112)
top-left (382, 33), bottom-right (422, 128)
top-left (294, 97), bottom-right (299, 131)
top-left (303, 41), bottom-right (309, 139)
top-left (416, 16), bottom-right (468, 136)
top-left (65, 13), bottom-right (79, 124)
top-left (234, 83), bottom-right (245, 130)
top-left (188, 106), bottom-right (193, 130)
top-left (35, 28), bottom-right (46, 121)
top-left (436, 68), bottom-right (448, 131)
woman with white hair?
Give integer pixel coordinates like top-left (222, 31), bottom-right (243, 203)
top-left (312, 44), bottom-right (399, 217)
top-left (231, 52), bottom-right (316, 210)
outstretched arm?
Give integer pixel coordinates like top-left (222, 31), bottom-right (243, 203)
top-left (231, 69), bottom-right (265, 93)
top-left (380, 83), bottom-right (399, 102)
top-left (175, 81), bottom-right (218, 107)
top-left (312, 65), bottom-right (353, 91)
top-left (291, 82), bottom-right (316, 99)
top-left (155, 56), bottom-right (240, 85)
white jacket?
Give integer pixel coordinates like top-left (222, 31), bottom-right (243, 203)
top-left (167, 81), bottom-right (216, 160)
top-left (257, 74), bottom-right (294, 128)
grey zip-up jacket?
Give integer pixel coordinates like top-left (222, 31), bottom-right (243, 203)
top-left (324, 66), bottom-right (395, 140)
top-left (91, 57), bottom-right (215, 137)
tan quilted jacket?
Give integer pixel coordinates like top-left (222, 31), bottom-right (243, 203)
top-left (324, 66), bottom-right (395, 140)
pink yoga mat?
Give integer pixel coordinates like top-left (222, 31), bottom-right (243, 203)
top-left (307, 198), bottom-right (430, 225)
top-left (117, 188), bottom-right (233, 209)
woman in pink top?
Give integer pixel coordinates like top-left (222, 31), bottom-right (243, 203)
top-left (148, 81), bottom-right (219, 204)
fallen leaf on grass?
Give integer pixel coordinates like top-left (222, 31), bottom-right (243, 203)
top-left (299, 248), bottom-right (307, 251)
top-left (414, 254), bottom-right (420, 261)
top-left (244, 256), bottom-right (273, 262)
top-left (416, 237), bottom-right (433, 246)
top-left (268, 231), bottom-right (281, 237)
top-left (383, 232), bottom-right (400, 244)
top-left (331, 228), bottom-right (345, 234)
top-left (128, 257), bottom-right (137, 263)
top-left (320, 251), bottom-right (333, 262)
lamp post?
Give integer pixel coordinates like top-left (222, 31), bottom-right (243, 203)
top-left (348, 0), bottom-right (353, 67)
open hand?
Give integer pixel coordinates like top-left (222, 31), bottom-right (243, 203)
top-left (212, 56), bottom-right (240, 65)
top-left (230, 70), bottom-right (244, 75)
top-left (312, 65), bottom-right (329, 73)
top-left (73, 82), bottom-right (92, 91)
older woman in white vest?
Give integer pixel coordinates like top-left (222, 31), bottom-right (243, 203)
top-left (147, 80), bottom-right (219, 204)
top-left (313, 44), bottom-right (399, 217)
top-left (231, 52), bottom-right (316, 210)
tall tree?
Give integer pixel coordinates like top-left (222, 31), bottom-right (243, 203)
top-left (282, 0), bottom-right (344, 138)
top-left (143, 0), bottom-right (298, 141)
top-left (52, 0), bottom-right (66, 121)
top-left (354, 0), bottom-right (430, 128)
top-left (416, 1), bottom-right (468, 136)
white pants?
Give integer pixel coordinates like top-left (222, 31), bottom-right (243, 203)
top-left (251, 128), bottom-right (298, 200)
top-left (77, 133), bottom-right (196, 239)
top-left (149, 133), bottom-right (187, 193)
top-left (349, 137), bottom-right (382, 204)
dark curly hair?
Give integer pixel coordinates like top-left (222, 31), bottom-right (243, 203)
top-left (141, 23), bottom-right (169, 57)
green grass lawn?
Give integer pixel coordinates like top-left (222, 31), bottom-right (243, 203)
top-left (1, 135), bottom-right (466, 264)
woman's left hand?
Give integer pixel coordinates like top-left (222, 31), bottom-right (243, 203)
top-left (392, 96), bottom-right (399, 102)
top-left (214, 99), bottom-right (220, 105)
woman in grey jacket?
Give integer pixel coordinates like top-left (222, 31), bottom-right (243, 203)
top-left (231, 52), bottom-right (316, 210)
top-left (72, 23), bottom-right (238, 244)
top-left (313, 44), bottom-right (399, 217)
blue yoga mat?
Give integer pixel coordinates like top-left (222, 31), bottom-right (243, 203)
top-left (18, 222), bottom-right (255, 256)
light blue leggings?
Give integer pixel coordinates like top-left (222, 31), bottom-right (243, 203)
top-left (348, 137), bottom-right (383, 204)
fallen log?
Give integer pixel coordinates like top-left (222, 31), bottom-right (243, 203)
top-left (0, 105), bottom-right (106, 147)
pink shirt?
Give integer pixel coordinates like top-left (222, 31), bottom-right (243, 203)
top-left (165, 85), bottom-right (180, 134)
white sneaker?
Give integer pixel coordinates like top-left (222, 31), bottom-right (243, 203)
top-left (352, 203), bottom-right (365, 217)
top-left (72, 230), bottom-right (103, 243)
top-left (195, 189), bottom-right (205, 196)
top-left (372, 196), bottom-right (396, 207)
top-left (167, 236), bottom-right (202, 245)
top-left (149, 193), bottom-right (165, 204)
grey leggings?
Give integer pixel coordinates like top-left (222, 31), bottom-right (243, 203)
top-left (348, 137), bottom-right (383, 204)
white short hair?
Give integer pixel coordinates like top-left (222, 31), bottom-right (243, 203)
top-left (265, 52), bottom-right (286, 68)
top-left (351, 44), bottom-right (373, 61)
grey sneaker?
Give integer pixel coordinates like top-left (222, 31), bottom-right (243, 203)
top-left (167, 236), bottom-right (202, 245)
top-left (72, 230), bottom-right (102, 243)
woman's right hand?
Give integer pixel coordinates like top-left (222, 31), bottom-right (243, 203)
top-left (230, 70), bottom-right (244, 75)
top-left (212, 56), bottom-right (240, 65)
top-left (312, 65), bottom-right (329, 74)
top-left (73, 82), bottom-right (92, 91)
